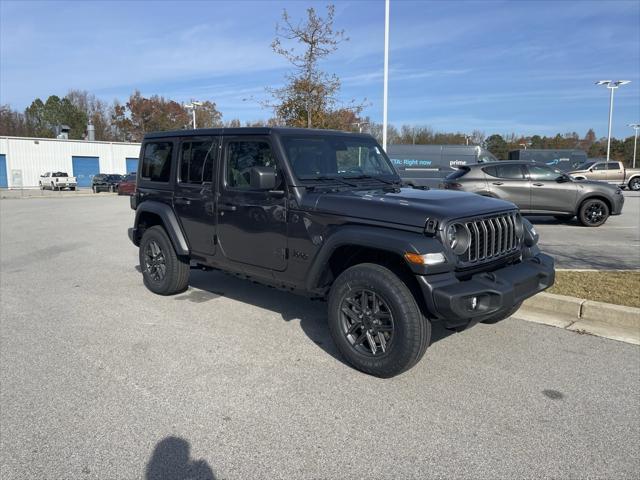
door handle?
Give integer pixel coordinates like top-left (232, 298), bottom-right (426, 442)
top-left (492, 182), bottom-right (503, 186)
top-left (532, 183), bottom-right (544, 187)
top-left (175, 197), bottom-right (192, 205)
top-left (219, 203), bottom-right (237, 212)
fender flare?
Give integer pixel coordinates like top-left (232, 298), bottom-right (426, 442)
top-left (133, 201), bottom-right (190, 255)
top-left (305, 225), bottom-right (449, 291)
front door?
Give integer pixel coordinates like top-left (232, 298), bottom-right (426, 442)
top-left (217, 136), bottom-right (287, 271)
top-left (173, 136), bottom-right (219, 256)
top-left (527, 164), bottom-right (577, 214)
top-left (485, 164), bottom-right (531, 210)
top-left (589, 162), bottom-right (608, 181)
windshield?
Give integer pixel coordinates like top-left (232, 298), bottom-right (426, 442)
top-left (106, 175), bottom-right (122, 181)
top-left (281, 135), bottom-right (397, 180)
top-left (575, 161), bottom-right (595, 170)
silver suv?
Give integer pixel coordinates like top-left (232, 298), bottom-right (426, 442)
top-left (440, 161), bottom-right (625, 227)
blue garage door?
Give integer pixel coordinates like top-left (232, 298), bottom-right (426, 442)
top-left (72, 156), bottom-right (100, 187)
top-left (126, 157), bottom-right (139, 175)
top-left (0, 154), bottom-right (7, 188)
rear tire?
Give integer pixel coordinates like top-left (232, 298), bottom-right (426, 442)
top-left (578, 199), bottom-right (609, 227)
top-left (327, 263), bottom-right (431, 378)
top-left (629, 177), bottom-right (640, 191)
top-left (139, 225), bottom-right (189, 295)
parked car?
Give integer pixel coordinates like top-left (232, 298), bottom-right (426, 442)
top-left (117, 173), bottom-right (136, 196)
top-left (568, 160), bottom-right (640, 191)
top-left (440, 161), bottom-right (624, 227)
top-left (39, 172), bottom-right (77, 190)
top-left (128, 128), bottom-right (554, 377)
top-left (92, 174), bottom-right (123, 193)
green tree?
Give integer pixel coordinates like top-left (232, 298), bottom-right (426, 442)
top-left (485, 134), bottom-right (509, 159)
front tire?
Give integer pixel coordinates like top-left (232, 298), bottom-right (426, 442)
top-left (629, 177), bottom-right (640, 191)
top-left (578, 198), bottom-right (609, 227)
top-left (327, 263), bottom-right (431, 378)
top-left (139, 226), bottom-right (189, 295)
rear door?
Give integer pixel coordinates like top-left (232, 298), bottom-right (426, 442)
top-left (606, 162), bottom-right (624, 183)
top-left (484, 164), bottom-right (531, 210)
top-left (216, 136), bottom-right (288, 271)
top-left (173, 136), bottom-right (219, 256)
top-left (527, 164), bottom-right (576, 213)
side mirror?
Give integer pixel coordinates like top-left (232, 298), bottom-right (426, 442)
top-left (588, 167), bottom-right (594, 172)
top-left (250, 166), bottom-right (278, 190)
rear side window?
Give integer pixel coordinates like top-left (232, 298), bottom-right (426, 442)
top-left (180, 138), bottom-right (218, 184)
top-left (446, 167), bottom-right (470, 180)
top-left (483, 164), bottom-right (525, 179)
top-left (141, 142), bottom-right (173, 182)
top-left (607, 162), bottom-right (622, 170)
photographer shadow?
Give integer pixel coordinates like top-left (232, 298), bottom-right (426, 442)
top-left (146, 436), bottom-right (215, 480)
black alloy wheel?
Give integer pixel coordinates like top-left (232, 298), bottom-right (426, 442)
top-left (143, 240), bottom-right (167, 282)
top-left (340, 289), bottom-right (394, 356)
top-left (578, 199), bottom-right (609, 227)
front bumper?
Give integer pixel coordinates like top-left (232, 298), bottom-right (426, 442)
top-left (417, 253), bottom-right (555, 327)
top-left (611, 192), bottom-right (624, 215)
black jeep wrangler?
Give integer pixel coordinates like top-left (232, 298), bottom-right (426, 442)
top-left (128, 128), bottom-right (554, 377)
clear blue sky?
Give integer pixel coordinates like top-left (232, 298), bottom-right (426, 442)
top-left (1, 0), bottom-right (639, 138)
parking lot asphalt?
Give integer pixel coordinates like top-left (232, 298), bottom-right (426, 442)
top-left (1, 196), bottom-right (639, 479)
top-left (530, 191), bottom-right (640, 270)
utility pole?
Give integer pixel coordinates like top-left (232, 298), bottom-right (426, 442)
top-left (595, 81), bottom-right (631, 162)
top-left (382, 0), bottom-right (390, 151)
top-left (629, 123), bottom-right (640, 169)
top-left (185, 101), bottom-right (203, 129)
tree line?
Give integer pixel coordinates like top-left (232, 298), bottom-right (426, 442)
top-left (0, 4), bottom-right (637, 164)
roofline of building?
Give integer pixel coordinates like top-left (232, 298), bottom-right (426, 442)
top-left (0, 136), bottom-right (141, 146)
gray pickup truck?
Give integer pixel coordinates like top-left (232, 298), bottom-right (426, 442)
top-left (569, 160), bottom-right (640, 191)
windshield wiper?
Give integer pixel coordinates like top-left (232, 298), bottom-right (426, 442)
top-left (343, 174), bottom-right (400, 186)
top-left (301, 176), bottom-right (359, 188)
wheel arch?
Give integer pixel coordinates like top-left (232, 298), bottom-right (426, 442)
top-left (133, 201), bottom-right (190, 255)
top-left (576, 194), bottom-right (613, 215)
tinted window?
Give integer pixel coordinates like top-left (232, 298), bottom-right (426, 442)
top-left (226, 140), bottom-right (276, 189)
top-left (180, 138), bottom-right (218, 184)
top-left (593, 163), bottom-right (607, 171)
top-left (484, 164), bottom-right (525, 179)
top-left (607, 162), bottom-right (622, 170)
top-left (141, 142), bottom-right (173, 182)
top-left (528, 165), bottom-right (562, 181)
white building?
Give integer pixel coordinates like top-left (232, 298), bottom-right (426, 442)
top-left (0, 136), bottom-right (141, 188)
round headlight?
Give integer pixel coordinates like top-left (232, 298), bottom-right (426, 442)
top-left (446, 223), bottom-right (471, 255)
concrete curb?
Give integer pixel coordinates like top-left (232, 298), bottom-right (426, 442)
top-left (513, 292), bottom-right (640, 345)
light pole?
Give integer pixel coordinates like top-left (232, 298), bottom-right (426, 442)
top-left (595, 80), bottom-right (631, 162)
top-left (382, 0), bottom-right (390, 151)
top-left (185, 101), bottom-right (203, 129)
top-left (629, 123), bottom-right (640, 169)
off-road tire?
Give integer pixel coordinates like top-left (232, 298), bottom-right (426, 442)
top-left (554, 214), bottom-right (574, 222)
top-left (629, 177), bottom-right (640, 191)
top-left (480, 302), bottom-right (523, 324)
top-left (327, 263), bottom-right (431, 378)
top-left (139, 225), bottom-right (189, 295)
top-left (578, 198), bottom-right (609, 227)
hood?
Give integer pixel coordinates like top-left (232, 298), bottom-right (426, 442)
top-left (571, 179), bottom-right (620, 191)
top-left (301, 187), bottom-right (517, 228)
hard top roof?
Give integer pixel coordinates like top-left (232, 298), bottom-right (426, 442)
top-left (143, 126), bottom-right (374, 140)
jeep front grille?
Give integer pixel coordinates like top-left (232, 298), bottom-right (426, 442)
top-left (461, 212), bottom-right (522, 264)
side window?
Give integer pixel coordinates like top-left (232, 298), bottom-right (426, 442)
top-left (593, 163), bottom-right (607, 171)
top-left (179, 138), bottom-right (218, 184)
top-left (141, 142), bottom-right (173, 182)
top-left (484, 165), bottom-right (524, 179)
top-left (226, 140), bottom-right (276, 189)
top-left (607, 162), bottom-right (622, 170)
top-left (528, 165), bottom-right (561, 181)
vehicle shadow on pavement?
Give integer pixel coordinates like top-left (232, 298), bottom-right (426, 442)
top-left (186, 269), bottom-right (457, 365)
top-left (146, 436), bottom-right (215, 480)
